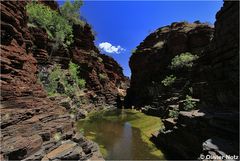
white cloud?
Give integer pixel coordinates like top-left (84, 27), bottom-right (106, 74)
top-left (99, 42), bottom-right (125, 54)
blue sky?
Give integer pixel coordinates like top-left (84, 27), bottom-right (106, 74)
top-left (58, 1), bottom-right (223, 77)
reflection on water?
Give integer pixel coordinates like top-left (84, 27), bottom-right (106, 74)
top-left (77, 109), bottom-right (165, 160)
top-left (110, 122), bottom-right (132, 159)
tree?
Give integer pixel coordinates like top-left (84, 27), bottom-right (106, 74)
top-left (170, 52), bottom-right (199, 69)
top-left (161, 75), bottom-right (176, 87)
top-left (60, 0), bottom-right (85, 26)
top-left (26, 2), bottom-right (73, 60)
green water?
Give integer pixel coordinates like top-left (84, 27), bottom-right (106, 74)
top-left (77, 109), bottom-right (165, 160)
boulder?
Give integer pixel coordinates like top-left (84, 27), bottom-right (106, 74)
top-left (41, 140), bottom-right (79, 161)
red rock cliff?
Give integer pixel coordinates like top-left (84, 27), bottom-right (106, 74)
top-left (27, 2), bottom-right (128, 110)
top-left (70, 23), bottom-right (128, 108)
top-left (0, 1), bottom-right (111, 160)
top-left (0, 1), bottom-right (72, 160)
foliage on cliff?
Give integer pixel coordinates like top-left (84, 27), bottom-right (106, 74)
top-left (170, 52), bottom-right (199, 69)
top-left (69, 61), bottom-right (86, 89)
top-left (40, 62), bottom-right (85, 97)
top-left (26, 2), bottom-right (73, 48)
top-left (183, 95), bottom-right (197, 111)
top-left (60, 0), bottom-right (85, 26)
top-left (161, 75), bottom-right (176, 87)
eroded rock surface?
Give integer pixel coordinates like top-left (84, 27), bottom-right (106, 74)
top-left (0, 1), bottom-right (107, 160)
top-left (125, 21), bottom-right (214, 115)
top-left (70, 23), bottom-right (128, 108)
top-left (192, 1), bottom-right (239, 110)
top-left (28, 5), bottom-right (128, 112)
top-left (126, 1), bottom-right (239, 159)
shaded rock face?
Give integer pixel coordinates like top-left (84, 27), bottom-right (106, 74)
top-left (0, 1), bottom-right (103, 160)
top-left (151, 110), bottom-right (239, 159)
top-left (192, 1), bottom-right (239, 111)
top-left (126, 1), bottom-right (239, 159)
top-left (126, 22), bottom-right (214, 111)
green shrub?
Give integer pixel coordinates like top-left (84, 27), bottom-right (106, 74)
top-left (183, 95), bottom-right (197, 111)
top-left (168, 110), bottom-right (179, 118)
top-left (40, 62), bottom-right (86, 96)
top-left (64, 82), bottom-right (76, 96)
top-left (69, 61), bottom-right (79, 80)
top-left (161, 75), bottom-right (176, 86)
top-left (60, 0), bottom-right (85, 26)
top-left (170, 52), bottom-right (199, 69)
top-left (39, 62), bottom-right (85, 97)
top-left (26, 2), bottom-right (73, 49)
top-left (99, 73), bottom-right (108, 80)
top-left (47, 65), bottom-right (62, 95)
top-left (78, 79), bottom-right (86, 89)
top-left (69, 61), bottom-right (85, 89)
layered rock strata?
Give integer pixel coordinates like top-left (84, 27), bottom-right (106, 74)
top-left (26, 1), bottom-right (128, 117)
top-left (0, 1), bottom-right (113, 160)
top-left (126, 1), bottom-right (239, 159)
top-left (28, 2), bottom-right (128, 112)
top-left (70, 23), bottom-right (128, 108)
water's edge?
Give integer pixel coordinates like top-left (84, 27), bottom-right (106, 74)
top-left (77, 109), bottom-right (165, 160)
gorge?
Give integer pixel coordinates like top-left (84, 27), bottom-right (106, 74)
top-left (0, 0), bottom-right (239, 161)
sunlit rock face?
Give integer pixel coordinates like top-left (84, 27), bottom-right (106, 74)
top-left (0, 1), bottom-right (74, 160)
top-left (0, 0), bottom-right (127, 160)
top-left (28, 2), bottom-right (129, 110)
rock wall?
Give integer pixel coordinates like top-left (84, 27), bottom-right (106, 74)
top-left (1, 1), bottom-right (126, 160)
top-left (28, 1), bottom-right (128, 112)
top-left (125, 22), bottom-right (214, 115)
top-left (27, 1), bottom-right (128, 117)
top-left (126, 1), bottom-right (239, 159)
top-left (192, 1), bottom-right (239, 111)
top-left (70, 24), bottom-right (128, 108)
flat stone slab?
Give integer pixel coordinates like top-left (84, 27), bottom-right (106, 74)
top-left (41, 140), bottom-right (77, 161)
top-left (164, 118), bottom-right (177, 124)
top-left (179, 110), bottom-right (205, 118)
top-left (2, 134), bottom-right (43, 159)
